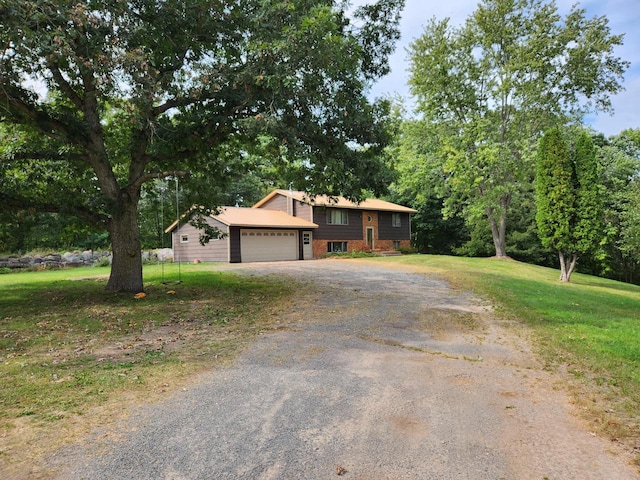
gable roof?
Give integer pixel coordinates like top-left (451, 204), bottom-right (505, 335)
top-left (253, 189), bottom-right (417, 213)
top-left (165, 206), bottom-right (317, 233)
top-left (214, 207), bottom-right (318, 228)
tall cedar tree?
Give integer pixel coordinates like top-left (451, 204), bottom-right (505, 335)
top-left (536, 128), bottom-right (602, 282)
top-left (0, 0), bottom-right (404, 292)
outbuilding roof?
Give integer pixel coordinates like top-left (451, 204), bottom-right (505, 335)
top-left (253, 189), bottom-right (417, 213)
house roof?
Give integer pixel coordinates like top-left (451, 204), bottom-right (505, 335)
top-left (253, 189), bottom-right (417, 213)
top-left (165, 206), bottom-right (318, 232)
top-left (214, 207), bottom-right (318, 228)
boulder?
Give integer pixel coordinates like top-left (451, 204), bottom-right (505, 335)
top-left (156, 248), bottom-right (174, 262)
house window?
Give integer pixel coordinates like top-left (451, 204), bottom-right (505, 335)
top-left (327, 209), bottom-right (348, 225)
top-left (328, 241), bottom-right (348, 253)
top-left (180, 234), bottom-right (189, 243)
top-left (392, 213), bottom-right (401, 227)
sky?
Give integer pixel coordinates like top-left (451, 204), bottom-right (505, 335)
top-left (360, 0), bottom-right (640, 136)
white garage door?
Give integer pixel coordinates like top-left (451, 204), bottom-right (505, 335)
top-left (240, 229), bottom-right (298, 262)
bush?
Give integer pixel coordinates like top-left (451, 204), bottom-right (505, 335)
top-left (323, 251), bottom-right (379, 259)
top-left (93, 257), bottom-right (111, 268)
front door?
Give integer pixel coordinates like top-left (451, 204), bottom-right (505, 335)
top-left (366, 226), bottom-right (375, 250)
top-left (302, 231), bottom-right (313, 259)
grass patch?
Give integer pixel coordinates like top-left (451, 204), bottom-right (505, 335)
top-left (376, 254), bottom-right (640, 447)
top-left (0, 263), bottom-right (293, 474)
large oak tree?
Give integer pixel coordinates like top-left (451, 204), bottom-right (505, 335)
top-left (0, 0), bottom-right (404, 291)
top-left (408, 0), bottom-right (627, 258)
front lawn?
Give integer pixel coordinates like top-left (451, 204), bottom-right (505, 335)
top-left (0, 263), bottom-right (293, 475)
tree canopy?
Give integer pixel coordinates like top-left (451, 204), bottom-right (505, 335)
top-left (0, 0), bottom-right (404, 291)
top-left (407, 0), bottom-right (628, 258)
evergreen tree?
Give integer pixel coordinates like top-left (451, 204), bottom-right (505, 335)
top-left (536, 128), bottom-right (603, 282)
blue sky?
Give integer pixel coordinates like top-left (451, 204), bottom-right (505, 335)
top-left (362, 0), bottom-right (639, 136)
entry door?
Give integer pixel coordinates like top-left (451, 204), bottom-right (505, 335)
top-left (366, 226), bottom-right (375, 250)
top-left (302, 231), bottom-right (313, 260)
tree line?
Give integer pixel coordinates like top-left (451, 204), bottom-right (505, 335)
top-left (1, 0), bottom-right (638, 288)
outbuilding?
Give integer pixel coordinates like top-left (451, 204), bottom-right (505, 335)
top-left (166, 206), bottom-right (318, 263)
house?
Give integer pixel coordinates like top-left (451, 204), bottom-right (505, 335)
top-left (166, 189), bottom-right (416, 263)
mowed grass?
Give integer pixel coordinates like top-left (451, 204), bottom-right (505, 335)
top-left (0, 263), bottom-right (293, 473)
top-left (381, 254), bottom-right (640, 444)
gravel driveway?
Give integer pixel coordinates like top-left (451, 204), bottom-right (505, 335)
top-left (50, 259), bottom-right (638, 479)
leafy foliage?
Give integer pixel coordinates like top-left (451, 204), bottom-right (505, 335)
top-left (407, 0), bottom-right (628, 258)
top-left (0, 0), bottom-right (404, 291)
top-left (536, 128), bottom-right (603, 281)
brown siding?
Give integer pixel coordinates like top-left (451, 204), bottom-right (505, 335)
top-left (259, 194), bottom-right (288, 213)
top-left (378, 212), bottom-right (411, 241)
top-left (172, 219), bottom-right (229, 262)
top-left (312, 207), bottom-right (363, 240)
top-left (293, 200), bottom-right (313, 222)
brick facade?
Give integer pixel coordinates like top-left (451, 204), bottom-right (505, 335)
top-left (312, 238), bottom-right (411, 257)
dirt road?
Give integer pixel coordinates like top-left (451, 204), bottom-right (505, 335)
top-left (49, 259), bottom-right (638, 479)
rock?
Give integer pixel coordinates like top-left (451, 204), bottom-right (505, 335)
top-left (156, 248), bottom-right (174, 262)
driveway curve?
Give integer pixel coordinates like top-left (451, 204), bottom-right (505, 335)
top-left (50, 259), bottom-right (638, 479)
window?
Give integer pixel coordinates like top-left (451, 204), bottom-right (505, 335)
top-left (328, 241), bottom-right (348, 253)
top-left (392, 213), bottom-right (401, 227)
top-left (327, 209), bottom-right (348, 225)
top-left (303, 233), bottom-right (310, 245)
top-left (180, 234), bottom-right (189, 243)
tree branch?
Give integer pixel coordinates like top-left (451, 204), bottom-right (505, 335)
top-left (0, 192), bottom-right (107, 226)
top-left (129, 170), bottom-right (190, 191)
top-left (48, 62), bottom-right (84, 110)
top-left (0, 84), bottom-right (86, 146)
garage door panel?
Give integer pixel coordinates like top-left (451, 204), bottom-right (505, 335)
top-left (240, 230), bottom-right (298, 262)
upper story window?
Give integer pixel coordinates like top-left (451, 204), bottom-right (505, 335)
top-left (180, 234), bottom-right (189, 243)
top-left (392, 213), bottom-right (401, 227)
top-left (327, 209), bottom-right (348, 225)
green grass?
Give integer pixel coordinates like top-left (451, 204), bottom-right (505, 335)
top-left (0, 263), bottom-right (292, 452)
top-left (3, 256), bottom-right (640, 470)
top-left (380, 254), bottom-right (640, 442)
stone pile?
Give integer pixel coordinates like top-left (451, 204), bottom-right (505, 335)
top-left (0, 251), bottom-right (111, 271)
top-left (0, 249), bottom-right (175, 271)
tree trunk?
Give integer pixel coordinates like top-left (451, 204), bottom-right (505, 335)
top-left (106, 196), bottom-right (144, 293)
top-left (558, 251), bottom-right (579, 283)
top-left (487, 208), bottom-right (508, 258)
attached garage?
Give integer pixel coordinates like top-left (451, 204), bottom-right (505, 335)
top-left (167, 207), bottom-right (317, 263)
top-left (240, 229), bottom-right (298, 262)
